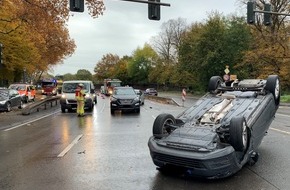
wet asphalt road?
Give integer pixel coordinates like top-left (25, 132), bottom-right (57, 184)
top-left (0, 94), bottom-right (290, 190)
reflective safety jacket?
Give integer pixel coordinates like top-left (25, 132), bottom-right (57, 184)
top-left (75, 88), bottom-right (85, 101)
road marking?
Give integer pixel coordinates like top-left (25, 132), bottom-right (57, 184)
top-left (4, 110), bottom-right (61, 132)
top-left (57, 134), bottom-right (83, 158)
top-left (276, 113), bottom-right (290, 118)
top-left (100, 102), bottom-right (106, 113)
top-left (270, 127), bottom-right (290, 135)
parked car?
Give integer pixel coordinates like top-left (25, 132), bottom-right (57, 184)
top-left (8, 83), bottom-right (36, 103)
top-left (110, 86), bottom-right (140, 114)
top-left (148, 75), bottom-right (280, 179)
top-left (144, 88), bottom-right (158, 96)
top-left (0, 89), bottom-right (23, 112)
top-left (134, 89), bottom-right (145, 105)
top-left (60, 80), bottom-right (97, 113)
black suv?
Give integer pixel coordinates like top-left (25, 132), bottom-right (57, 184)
top-left (110, 86), bottom-right (140, 114)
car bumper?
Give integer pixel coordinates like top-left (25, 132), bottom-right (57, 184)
top-left (60, 99), bottom-right (93, 109)
top-left (148, 136), bottom-right (242, 179)
top-left (110, 102), bottom-right (140, 111)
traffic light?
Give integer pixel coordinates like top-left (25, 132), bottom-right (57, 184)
top-left (69, 0), bottom-right (84, 12)
top-left (247, 1), bottom-right (256, 24)
top-left (264, 4), bottom-right (272, 26)
top-left (148, 0), bottom-right (160, 20)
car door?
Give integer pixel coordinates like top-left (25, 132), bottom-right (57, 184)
top-left (9, 90), bottom-right (17, 107)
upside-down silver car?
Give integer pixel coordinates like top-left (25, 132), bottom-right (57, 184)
top-left (148, 75), bottom-right (280, 179)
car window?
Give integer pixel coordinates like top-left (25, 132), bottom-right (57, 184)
top-left (115, 88), bottom-right (135, 95)
top-left (63, 82), bottom-right (90, 93)
top-left (0, 90), bottom-right (8, 99)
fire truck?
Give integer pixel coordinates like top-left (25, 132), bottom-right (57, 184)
top-left (41, 78), bottom-right (58, 95)
top-left (104, 79), bottom-right (122, 95)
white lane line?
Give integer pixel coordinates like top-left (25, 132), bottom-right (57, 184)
top-left (270, 128), bottom-right (290, 135)
top-left (57, 134), bottom-right (83, 158)
top-left (4, 110), bottom-right (61, 132)
top-left (100, 102), bottom-right (106, 113)
top-left (276, 113), bottom-right (290, 118)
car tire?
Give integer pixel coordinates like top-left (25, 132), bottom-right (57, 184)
top-left (111, 109), bottom-right (115, 115)
top-left (88, 104), bottom-right (93, 112)
top-left (18, 100), bottom-right (23, 109)
top-left (24, 96), bottom-right (28, 103)
top-left (61, 106), bottom-right (66, 113)
top-left (265, 75), bottom-right (280, 106)
top-left (208, 76), bottom-right (222, 94)
top-left (135, 108), bottom-right (140, 113)
top-left (153, 113), bottom-right (176, 139)
top-left (247, 152), bottom-right (259, 166)
top-left (6, 102), bottom-right (11, 112)
top-left (229, 117), bottom-right (249, 152)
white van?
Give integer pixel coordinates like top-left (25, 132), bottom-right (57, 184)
top-left (60, 80), bottom-right (97, 113)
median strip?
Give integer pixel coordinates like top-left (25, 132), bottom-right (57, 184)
top-left (57, 134), bottom-right (83, 158)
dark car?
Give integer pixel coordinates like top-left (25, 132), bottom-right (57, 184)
top-left (0, 89), bottom-right (23, 112)
top-left (144, 88), bottom-right (158, 96)
top-left (148, 75), bottom-right (280, 179)
top-left (110, 86), bottom-right (140, 114)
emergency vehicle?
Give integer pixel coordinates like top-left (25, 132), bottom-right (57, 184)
top-left (104, 79), bottom-right (122, 96)
top-left (41, 78), bottom-right (58, 95)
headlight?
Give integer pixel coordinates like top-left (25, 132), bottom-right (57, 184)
top-left (61, 94), bottom-right (66, 98)
top-left (134, 97), bottom-right (139, 101)
top-left (0, 101), bottom-right (5, 105)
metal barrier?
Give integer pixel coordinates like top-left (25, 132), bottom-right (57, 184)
top-left (22, 96), bottom-right (60, 115)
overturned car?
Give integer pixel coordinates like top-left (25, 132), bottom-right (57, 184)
top-left (148, 75), bottom-right (280, 179)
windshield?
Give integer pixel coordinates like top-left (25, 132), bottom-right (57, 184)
top-left (0, 90), bottom-right (8, 100)
top-left (42, 82), bottom-right (56, 87)
top-left (62, 83), bottom-right (89, 93)
top-left (114, 88), bottom-right (135, 95)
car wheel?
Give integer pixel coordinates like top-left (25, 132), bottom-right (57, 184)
top-left (61, 106), bottom-right (66, 113)
top-left (247, 152), bottom-right (259, 166)
top-left (111, 109), bottom-right (115, 115)
top-left (135, 108), bottom-right (140, 113)
top-left (265, 75), bottom-right (280, 106)
top-left (229, 117), bottom-right (249, 152)
top-left (208, 76), bottom-right (222, 94)
top-left (6, 102), bottom-right (11, 112)
top-left (153, 113), bottom-right (176, 139)
top-left (18, 100), bottom-right (23, 109)
top-left (87, 104), bottom-right (93, 112)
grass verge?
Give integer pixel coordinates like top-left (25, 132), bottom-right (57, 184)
top-left (281, 95), bottom-right (290, 103)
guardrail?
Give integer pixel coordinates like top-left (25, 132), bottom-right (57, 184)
top-left (145, 95), bottom-right (179, 106)
top-left (22, 96), bottom-right (60, 115)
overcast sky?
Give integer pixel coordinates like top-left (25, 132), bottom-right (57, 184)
top-left (51, 0), bottom-right (244, 76)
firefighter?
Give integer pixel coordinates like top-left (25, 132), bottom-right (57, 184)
top-left (75, 83), bottom-right (85, 116)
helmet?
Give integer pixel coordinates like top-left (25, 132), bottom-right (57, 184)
top-left (78, 83), bottom-right (84, 87)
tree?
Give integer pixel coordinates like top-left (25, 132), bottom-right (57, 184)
top-left (128, 43), bottom-right (158, 85)
top-left (178, 13), bottom-right (251, 91)
top-left (0, 0), bottom-right (78, 83)
top-left (93, 53), bottom-right (120, 81)
top-left (238, 0), bottom-right (290, 90)
top-left (75, 69), bottom-right (93, 80)
top-left (150, 17), bottom-right (187, 63)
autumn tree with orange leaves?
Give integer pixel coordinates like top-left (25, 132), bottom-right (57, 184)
top-left (0, 0), bottom-right (105, 85)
